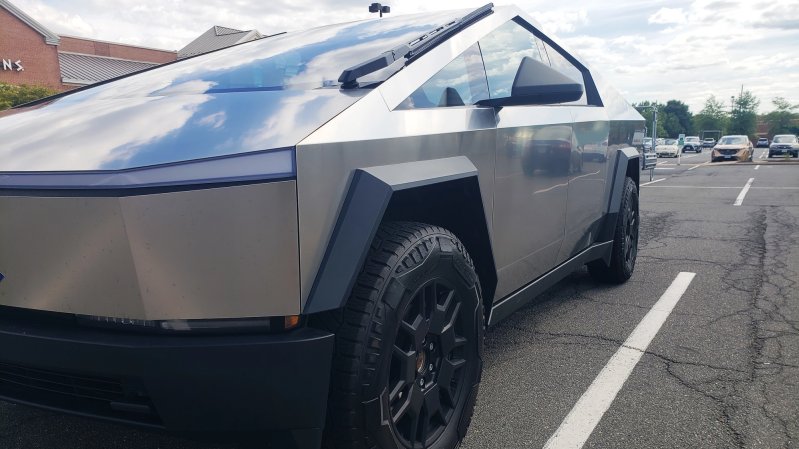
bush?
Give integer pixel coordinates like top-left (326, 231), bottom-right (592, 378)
top-left (0, 83), bottom-right (59, 110)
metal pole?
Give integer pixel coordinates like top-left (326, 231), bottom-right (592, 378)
top-left (651, 108), bottom-right (657, 180)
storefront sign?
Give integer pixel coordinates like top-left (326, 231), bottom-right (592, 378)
top-left (2, 59), bottom-right (24, 72)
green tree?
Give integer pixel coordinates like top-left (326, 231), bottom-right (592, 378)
top-left (763, 97), bottom-right (799, 136)
top-left (661, 100), bottom-right (694, 137)
top-left (728, 90), bottom-right (759, 138)
top-left (693, 95), bottom-right (728, 137)
top-left (0, 83), bottom-right (59, 111)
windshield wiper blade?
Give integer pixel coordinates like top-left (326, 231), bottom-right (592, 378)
top-left (338, 3), bottom-right (493, 89)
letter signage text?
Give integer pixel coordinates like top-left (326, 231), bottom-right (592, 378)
top-left (1, 59), bottom-right (24, 72)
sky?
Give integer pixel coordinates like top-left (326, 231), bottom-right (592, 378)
top-left (12, 0), bottom-right (799, 113)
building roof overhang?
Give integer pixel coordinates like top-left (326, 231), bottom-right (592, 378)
top-left (0, 0), bottom-right (60, 45)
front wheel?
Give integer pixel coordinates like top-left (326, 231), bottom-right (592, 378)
top-left (588, 177), bottom-right (639, 283)
top-left (321, 222), bottom-right (484, 449)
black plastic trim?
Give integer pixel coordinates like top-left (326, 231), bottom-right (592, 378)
top-left (0, 311), bottom-right (334, 434)
top-left (598, 146), bottom-right (640, 242)
top-left (303, 157), bottom-right (488, 314)
top-left (488, 240), bottom-right (613, 326)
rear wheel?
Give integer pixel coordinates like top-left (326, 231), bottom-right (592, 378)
top-left (320, 222), bottom-right (484, 449)
top-left (588, 177), bottom-right (639, 283)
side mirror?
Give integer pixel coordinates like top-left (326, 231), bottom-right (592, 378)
top-left (478, 57), bottom-right (584, 107)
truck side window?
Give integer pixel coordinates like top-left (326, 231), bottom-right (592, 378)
top-left (477, 20), bottom-right (547, 99)
top-left (397, 43), bottom-right (488, 109)
top-left (479, 19), bottom-right (587, 105)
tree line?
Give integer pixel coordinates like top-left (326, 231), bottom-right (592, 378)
top-left (634, 92), bottom-right (799, 139)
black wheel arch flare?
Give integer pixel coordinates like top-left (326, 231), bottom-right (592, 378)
top-left (303, 156), bottom-right (497, 316)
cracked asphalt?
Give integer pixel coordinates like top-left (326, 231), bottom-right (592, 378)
top-left (2, 149), bottom-right (797, 448)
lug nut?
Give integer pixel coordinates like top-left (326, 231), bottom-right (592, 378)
top-left (399, 391), bottom-right (403, 399)
top-left (429, 363), bottom-right (434, 371)
top-left (429, 342), bottom-right (434, 351)
top-left (419, 378), bottom-right (425, 387)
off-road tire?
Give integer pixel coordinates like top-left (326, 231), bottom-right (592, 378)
top-left (588, 177), bottom-right (639, 283)
top-left (318, 222), bottom-right (484, 449)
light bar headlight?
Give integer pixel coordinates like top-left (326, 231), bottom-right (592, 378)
top-left (76, 314), bottom-right (302, 334)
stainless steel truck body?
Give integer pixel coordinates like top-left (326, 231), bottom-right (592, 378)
top-left (0, 4), bottom-right (644, 448)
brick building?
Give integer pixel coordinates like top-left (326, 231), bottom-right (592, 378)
top-left (0, 0), bottom-right (176, 91)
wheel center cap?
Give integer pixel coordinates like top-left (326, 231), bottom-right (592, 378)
top-left (416, 351), bottom-right (426, 374)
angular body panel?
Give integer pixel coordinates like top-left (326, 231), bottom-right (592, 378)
top-left (296, 92), bottom-right (497, 304)
top-left (0, 182), bottom-right (300, 319)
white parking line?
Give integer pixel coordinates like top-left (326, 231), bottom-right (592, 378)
top-left (640, 178), bottom-right (665, 186)
top-left (687, 161), bottom-right (710, 171)
top-left (754, 165), bottom-right (760, 170)
top-left (542, 272), bottom-right (697, 449)
top-left (734, 177), bottom-right (755, 206)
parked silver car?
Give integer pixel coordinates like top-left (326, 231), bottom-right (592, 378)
top-left (0, 4), bottom-right (643, 449)
top-left (768, 134), bottom-right (799, 158)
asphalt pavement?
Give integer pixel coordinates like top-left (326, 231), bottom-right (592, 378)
top-left (2, 148), bottom-right (797, 448)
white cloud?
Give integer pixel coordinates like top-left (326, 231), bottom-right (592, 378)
top-left (648, 7), bottom-right (686, 25)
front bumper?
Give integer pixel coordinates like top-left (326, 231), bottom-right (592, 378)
top-left (712, 148), bottom-right (748, 161)
top-left (0, 308), bottom-right (333, 436)
top-left (769, 147), bottom-right (798, 156)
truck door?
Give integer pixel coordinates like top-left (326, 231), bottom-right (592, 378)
top-left (478, 20), bottom-right (572, 299)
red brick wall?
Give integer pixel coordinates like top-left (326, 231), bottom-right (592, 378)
top-left (59, 36), bottom-right (177, 64)
top-left (0, 8), bottom-right (62, 90)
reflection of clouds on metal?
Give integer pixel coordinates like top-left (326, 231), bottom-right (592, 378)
top-left (0, 91), bottom-right (212, 171)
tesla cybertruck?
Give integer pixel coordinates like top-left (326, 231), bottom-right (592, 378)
top-left (0, 4), bottom-right (643, 448)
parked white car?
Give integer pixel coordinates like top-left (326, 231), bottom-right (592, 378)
top-left (656, 138), bottom-right (680, 157)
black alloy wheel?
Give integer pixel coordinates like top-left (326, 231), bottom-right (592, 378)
top-left (588, 176), bottom-right (639, 283)
top-left (318, 222), bottom-right (483, 449)
top-left (621, 183), bottom-right (639, 274)
top-left (389, 279), bottom-right (471, 447)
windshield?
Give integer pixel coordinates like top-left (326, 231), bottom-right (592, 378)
top-left (704, 138), bottom-right (714, 142)
top-left (52, 10), bottom-right (466, 101)
top-left (719, 136), bottom-right (748, 145)
top-left (663, 139), bottom-right (677, 145)
top-left (686, 137), bottom-right (699, 142)
top-left (773, 135), bottom-right (798, 143)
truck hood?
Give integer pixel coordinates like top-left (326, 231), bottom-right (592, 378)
top-left (0, 89), bottom-right (363, 173)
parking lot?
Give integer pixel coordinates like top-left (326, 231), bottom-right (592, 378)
top-left (2, 148), bottom-right (798, 449)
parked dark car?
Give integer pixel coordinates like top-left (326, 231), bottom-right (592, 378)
top-left (768, 135), bottom-right (799, 158)
top-left (0, 5), bottom-right (644, 449)
top-left (756, 137), bottom-right (769, 148)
